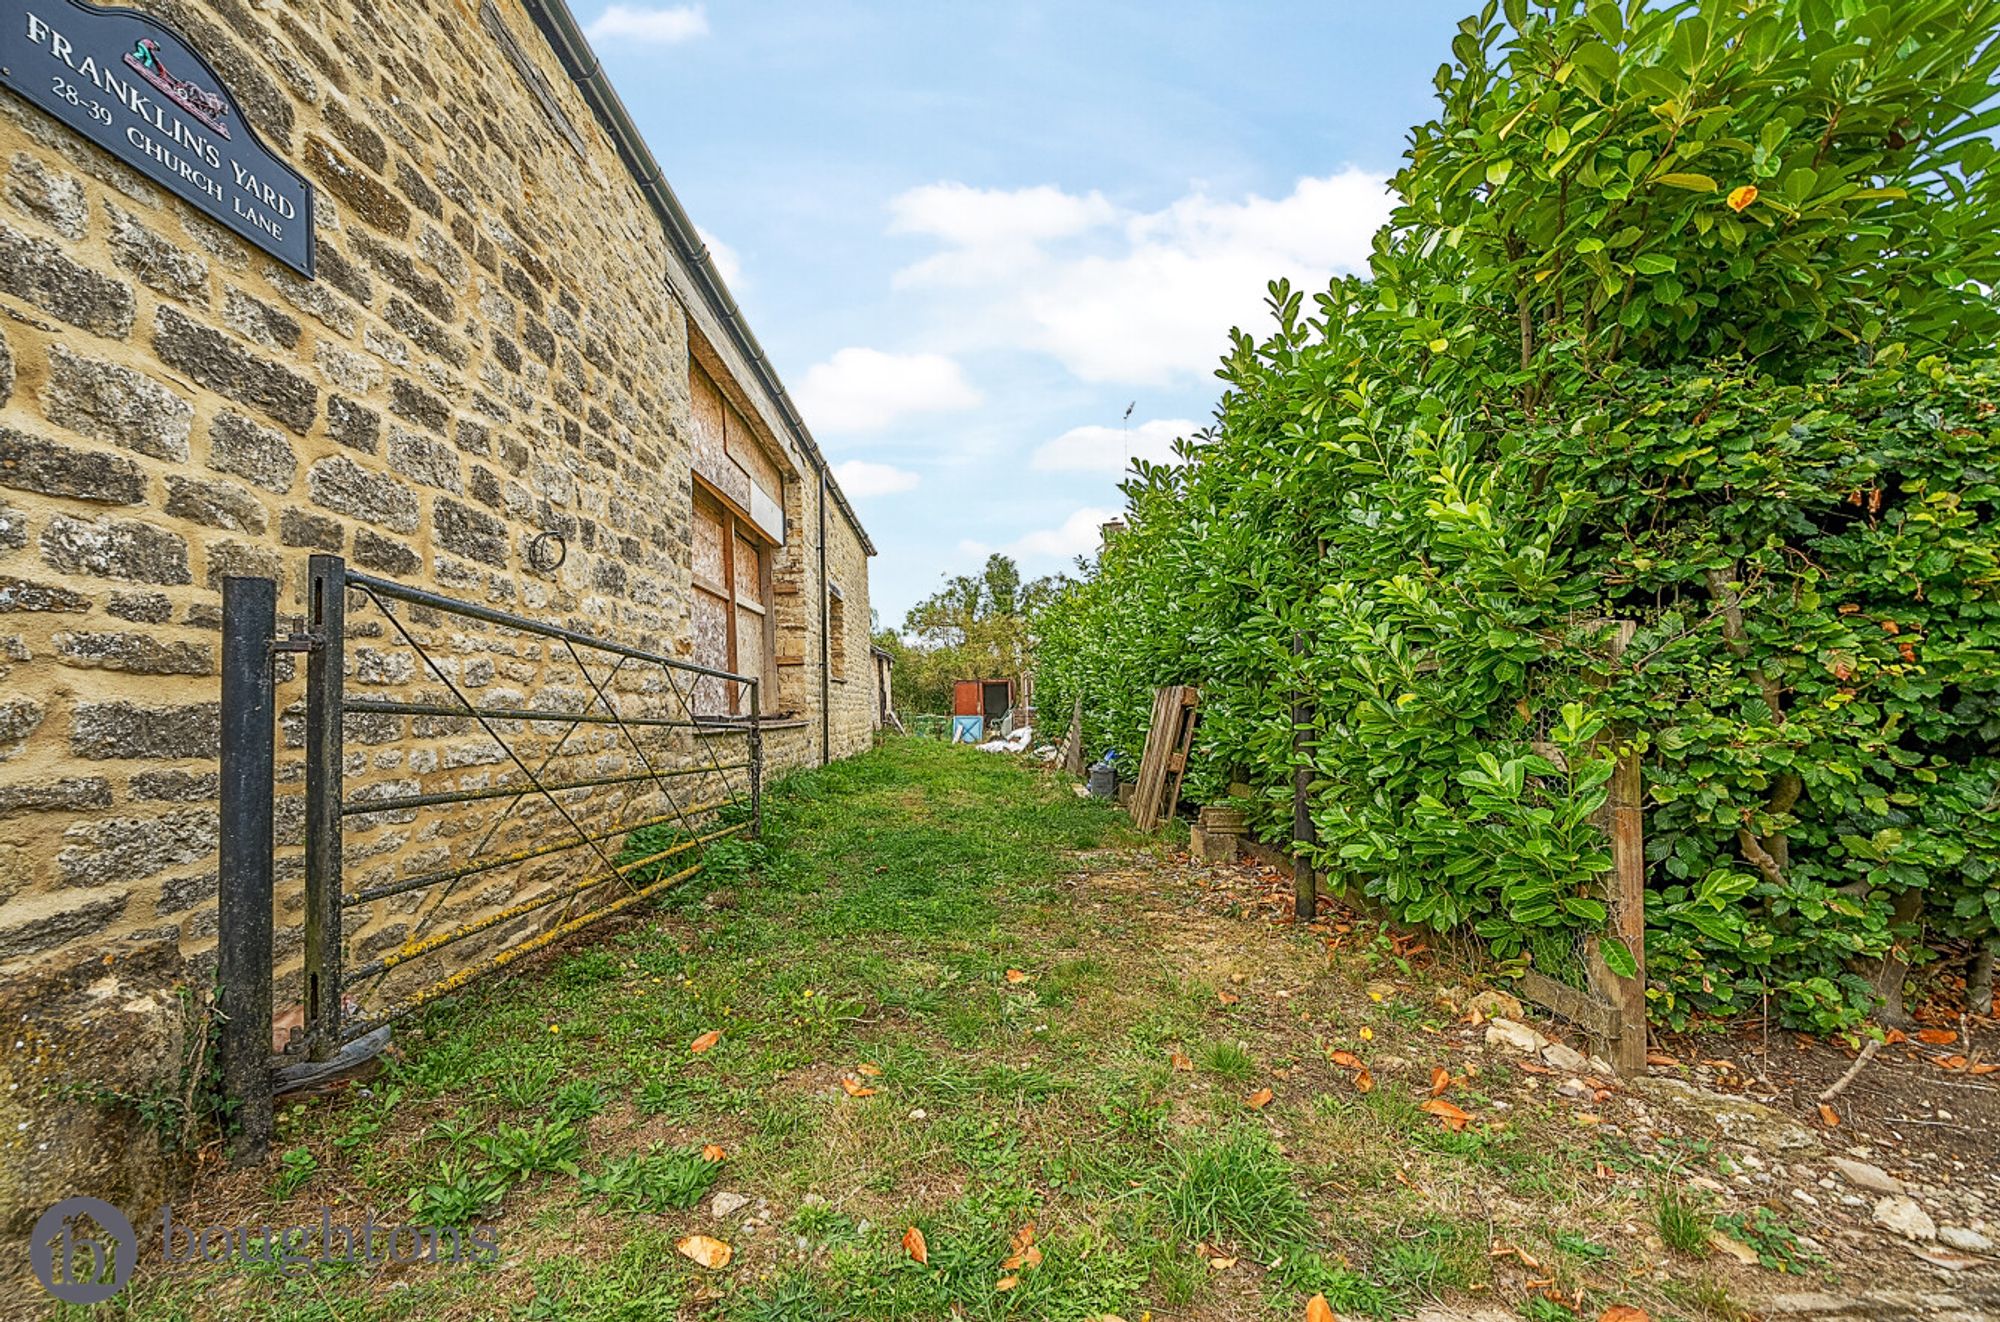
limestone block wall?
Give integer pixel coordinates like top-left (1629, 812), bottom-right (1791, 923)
top-left (0, 0), bottom-right (874, 1230)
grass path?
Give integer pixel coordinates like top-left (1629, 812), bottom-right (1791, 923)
top-left (79, 740), bottom-right (1948, 1321)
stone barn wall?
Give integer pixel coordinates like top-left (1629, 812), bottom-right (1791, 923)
top-left (0, 0), bottom-right (875, 1242)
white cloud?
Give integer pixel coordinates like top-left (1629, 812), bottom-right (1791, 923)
top-left (795, 347), bottom-right (982, 435)
top-left (889, 169), bottom-right (1392, 385)
top-left (1031, 417), bottom-right (1198, 473)
top-left (585, 3), bottom-right (708, 44)
top-left (969, 506), bottom-right (1120, 564)
top-left (832, 459), bottom-right (921, 498)
top-left (890, 183), bottom-right (1118, 285)
top-left (1012, 506), bottom-right (1121, 560)
top-left (696, 226), bottom-right (741, 286)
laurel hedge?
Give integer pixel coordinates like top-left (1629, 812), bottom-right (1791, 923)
top-left (1036, 0), bottom-right (2000, 1030)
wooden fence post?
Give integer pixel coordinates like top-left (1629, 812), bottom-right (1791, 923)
top-left (1585, 621), bottom-right (1647, 1073)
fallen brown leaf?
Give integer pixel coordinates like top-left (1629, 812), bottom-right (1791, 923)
top-left (841, 1077), bottom-right (878, 1097)
top-left (1354, 1068), bottom-right (1375, 1093)
top-left (1599, 1306), bottom-right (1650, 1322)
top-left (1418, 1097), bottom-right (1471, 1131)
top-left (1818, 1103), bottom-right (1840, 1127)
top-left (901, 1225), bottom-right (928, 1265)
top-left (1209, 1255), bottom-right (1238, 1270)
top-left (1328, 1050), bottom-right (1365, 1070)
top-left (1005, 969), bottom-right (1032, 984)
top-left (689, 1029), bottom-right (721, 1054)
top-left (1429, 1067), bottom-right (1451, 1096)
top-left (1218, 991), bottom-right (1241, 1006)
top-left (1000, 1244), bottom-right (1043, 1271)
top-left (1916, 1028), bottom-right (1959, 1045)
top-left (996, 1275), bottom-right (1020, 1291)
top-left (1170, 1051), bottom-right (1194, 1072)
top-left (701, 1143), bottom-right (726, 1162)
top-left (1245, 1086), bottom-right (1275, 1110)
top-left (1305, 1293), bottom-right (1337, 1322)
top-left (1645, 1053), bottom-right (1679, 1067)
top-left (856, 1062), bottom-right (883, 1077)
top-left (677, 1234), bottom-right (733, 1269)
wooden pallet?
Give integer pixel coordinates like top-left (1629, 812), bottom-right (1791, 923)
top-left (1130, 686), bottom-right (1198, 832)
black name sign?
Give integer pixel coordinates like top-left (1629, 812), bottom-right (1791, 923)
top-left (0, 0), bottom-right (314, 275)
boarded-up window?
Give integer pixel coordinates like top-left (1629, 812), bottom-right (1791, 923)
top-left (732, 533), bottom-right (763, 607)
top-left (689, 365), bottom-right (728, 472)
top-left (691, 482), bottom-right (774, 716)
top-left (736, 604), bottom-right (766, 704)
top-left (726, 408), bottom-right (785, 541)
top-left (691, 360), bottom-right (784, 545)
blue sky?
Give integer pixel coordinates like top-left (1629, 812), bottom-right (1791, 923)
top-left (579, 1), bottom-right (1477, 626)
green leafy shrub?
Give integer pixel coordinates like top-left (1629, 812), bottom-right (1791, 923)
top-left (1037, 0), bottom-right (2000, 1031)
top-left (476, 1116), bottom-right (584, 1184)
top-left (578, 1145), bottom-right (720, 1213)
top-left (407, 1159), bottom-right (509, 1224)
top-left (701, 836), bottom-right (768, 884)
top-left (550, 1079), bottom-right (606, 1122)
top-left (1713, 1207), bottom-right (1819, 1273)
top-left (268, 1146), bottom-right (317, 1200)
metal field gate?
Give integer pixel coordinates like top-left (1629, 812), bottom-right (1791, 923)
top-left (217, 556), bottom-right (762, 1160)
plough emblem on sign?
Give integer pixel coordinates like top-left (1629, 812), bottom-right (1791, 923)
top-left (124, 35), bottom-right (230, 136)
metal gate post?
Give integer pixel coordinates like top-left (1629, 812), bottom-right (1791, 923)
top-left (219, 575), bottom-right (276, 1165)
top-left (748, 678), bottom-right (763, 839)
top-left (303, 555), bottom-right (347, 1060)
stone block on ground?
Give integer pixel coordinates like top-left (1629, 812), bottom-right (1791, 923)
top-left (1188, 823), bottom-right (1239, 863)
top-left (1630, 1075), bottom-right (1818, 1152)
top-left (1873, 1194), bottom-right (1937, 1241)
top-left (1830, 1156), bottom-right (1904, 1196)
top-left (1466, 988), bottom-right (1523, 1020)
top-left (1484, 1017), bottom-right (1550, 1055)
top-left (0, 940), bottom-right (190, 1238)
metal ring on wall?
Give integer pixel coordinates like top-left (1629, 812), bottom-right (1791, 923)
top-left (527, 530), bottom-right (568, 573)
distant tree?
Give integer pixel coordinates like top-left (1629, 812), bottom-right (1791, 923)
top-left (889, 555), bottom-right (1062, 715)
